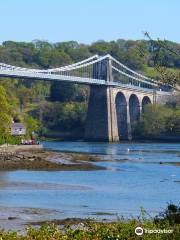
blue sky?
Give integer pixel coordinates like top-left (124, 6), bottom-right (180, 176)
top-left (1, 0), bottom-right (179, 44)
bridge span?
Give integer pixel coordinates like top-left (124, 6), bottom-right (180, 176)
top-left (0, 54), bottom-right (171, 141)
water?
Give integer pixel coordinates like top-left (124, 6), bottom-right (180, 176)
top-left (0, 141), bottom-right (180, 228)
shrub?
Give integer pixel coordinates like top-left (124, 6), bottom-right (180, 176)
top-left (137, 104), bottom-right (180, 137)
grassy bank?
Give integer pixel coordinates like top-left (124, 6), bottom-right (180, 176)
top-left (0, 204), bottom-right (180, 239)
top-left (0, 219), bottom-right (179, 239)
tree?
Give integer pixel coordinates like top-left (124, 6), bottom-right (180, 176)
top-left (0, 86), bottom-right (12, 142)
top-left (24, 115), bottom-right (40, 137)
top-left (89, 40), bottom-right (112, 55)
top-left (166, 107), bottom-right (180, 134)
top-left (137, 104), bottom-right (173, 137)
top-left (0, 38), bottom-right (179, 139)
top-left (50, 82), bottom-right (77, 102)
top-left (143, 33), bottom-right (180, 87)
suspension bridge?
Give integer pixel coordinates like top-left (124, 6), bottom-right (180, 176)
top-left (0, 54), bottom-right (171, 141)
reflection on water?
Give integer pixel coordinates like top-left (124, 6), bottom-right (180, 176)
top-left (0, 141), bottom-right (180, 227)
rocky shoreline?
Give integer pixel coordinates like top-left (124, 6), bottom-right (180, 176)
top-left (0, 145), bottom-right (105, 171)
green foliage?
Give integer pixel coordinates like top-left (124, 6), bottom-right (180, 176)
top-left (36, 101), bottom-right (86, 132)
top-left (0, 86), bottom-right (12, 140)
top-left (89, 40), bottom-right (113, 55)
top-left (155, 203), bottom-right (180, 225)
top-left (165, 107), bottom-right (180, 134)
top-left (137, 104), bottom-right (180, 137)
top-left (50, 82), bottom-right (77, 102)
top-left (24, 115), bottom-right (40, 137)
top-left (0, 135), bottom-right (21, 145)
top-left (0, 38), bottom-right (179, 74)
top-left (0, 217), bottom-right (179, 240)
top-left (0, 39), bottom-right (179, 141)
top-left (143, 34), bottom-right (180, 86)
top-left (0, 82), bottom-right (41, 144)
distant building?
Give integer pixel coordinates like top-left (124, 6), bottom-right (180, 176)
top-left (11, 123), bottom-right (26, 136)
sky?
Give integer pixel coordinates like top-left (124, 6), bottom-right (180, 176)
top-left (0, 0), bottom-right (180, 44)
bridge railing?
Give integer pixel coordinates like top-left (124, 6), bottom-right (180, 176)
top-left (0, 54), bottom-right (172, 92)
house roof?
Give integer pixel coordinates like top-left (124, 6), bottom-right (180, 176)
top-left (12, 123), bottom-right (26, 129)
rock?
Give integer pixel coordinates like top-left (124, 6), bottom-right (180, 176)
top-left (28, 158), bottom-right (35, 161)
top-left (8, 216), bottom-right (17, 220)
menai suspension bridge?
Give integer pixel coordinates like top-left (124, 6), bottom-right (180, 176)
top-left (0, 54), bottom-right (168, 92)
top-left (0, 54), bottom-right (171, 141)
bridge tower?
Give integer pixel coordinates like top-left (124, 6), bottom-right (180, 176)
top-left (85, 56), bottom-right (119, 141)
top-left (0, 54), bottom-right (170, 142)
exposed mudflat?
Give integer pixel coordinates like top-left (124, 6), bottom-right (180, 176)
top-left (0, 206), bottom-right (115, 231)
top-left (0, 149), bottom-right (105, 171)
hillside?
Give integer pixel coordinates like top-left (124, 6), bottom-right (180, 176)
top-left (0, 39), bottom-right (179, 141)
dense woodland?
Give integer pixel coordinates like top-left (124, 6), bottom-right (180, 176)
top-left (0, 39), bottom-right (180, 142)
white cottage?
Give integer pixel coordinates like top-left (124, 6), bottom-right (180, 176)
top-left (11, 123), bottom-right (26, 136)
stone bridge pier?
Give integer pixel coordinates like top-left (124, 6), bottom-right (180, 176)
top-left (85, 85), bottom-right (166, 142)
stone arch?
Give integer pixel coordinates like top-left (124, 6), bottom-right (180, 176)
top-left (129, 94), bottom-right (140, 132)
top-left (115, 92), bottom-right (128, 139)
top-left (142, 96), bottom-right (151, 112)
